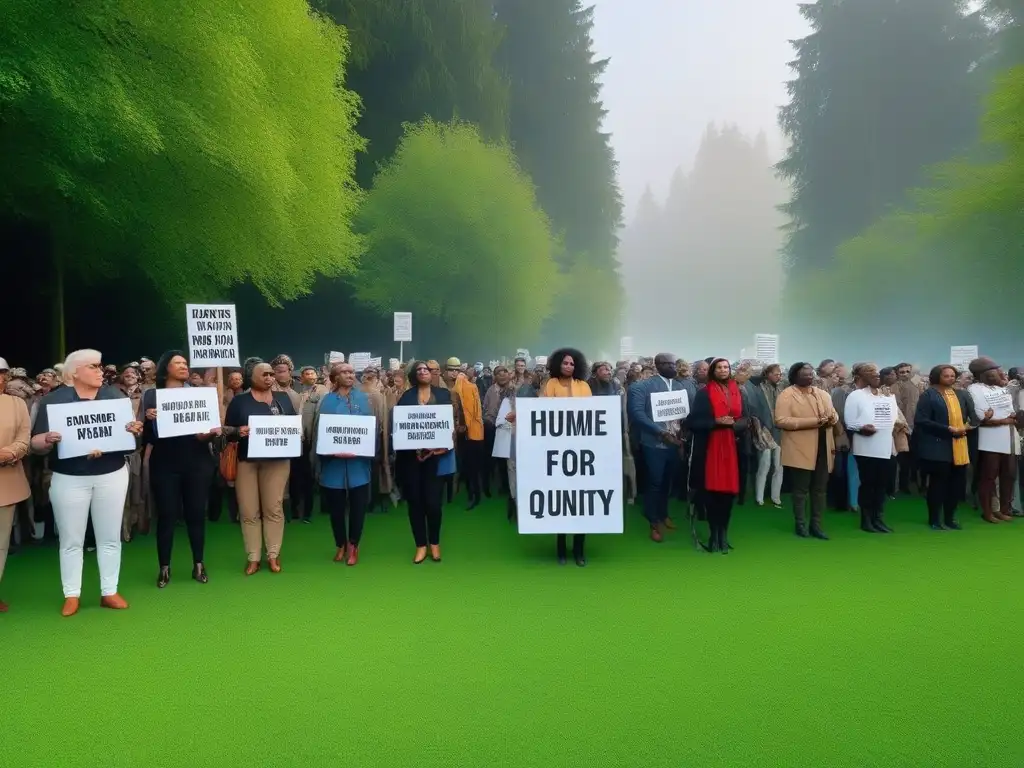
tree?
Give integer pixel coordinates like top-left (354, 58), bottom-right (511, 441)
top-left (494, 0), bottom-right (623, 269)
top-left (1, 0), bottom-right (365, 358)
top-left (352, 119), bottom-right (559, 352)
top-left (777, 0), bottom-right (987, 274)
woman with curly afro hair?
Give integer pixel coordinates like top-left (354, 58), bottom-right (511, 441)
top-left (540, 348), bottom-right (593, 566)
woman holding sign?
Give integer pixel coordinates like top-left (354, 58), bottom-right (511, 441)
top-left (311, 362), bottom-right (375, 566)
top-left (688, 358), bottom-right (749, 554)
top-left (30, 349), bottom-right (142, 616)
top-left (141, 351), bottom-right (219, 588)
top-left (394, 361), bottom-right (455, 564)
top-left (225, 358), bottom-right (297, 575)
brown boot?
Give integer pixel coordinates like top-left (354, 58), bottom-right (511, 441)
top-left (244, 560), bottom-right (261, 576)
top-left (650, 525), bottom-right (663, 543)
top-left (61, 597), bottom-right (80, 617)
top-left (100, 594), bottom-right (129, 610)
top-left (268, 557), bottom-right (282, 573)
top-left (346, 545), bottom-right (359, 566)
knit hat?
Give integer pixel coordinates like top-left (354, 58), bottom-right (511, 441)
top-left (968, 357), bottom-right (998, 377)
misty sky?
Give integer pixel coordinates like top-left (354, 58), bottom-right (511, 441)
top-left (591, 0), bottom-right (808, 219)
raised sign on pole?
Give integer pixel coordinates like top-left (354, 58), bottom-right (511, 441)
top-left (186, 304), bottom-right (239, 367)
top-left (754, 333), bottom-right (779, 364)
top-left (393, 312), bottom-right (413, 343)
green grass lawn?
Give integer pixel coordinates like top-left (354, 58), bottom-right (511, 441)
top-left (3, 492), bottom-right (1023, 768)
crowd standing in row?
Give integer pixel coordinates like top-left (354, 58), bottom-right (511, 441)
top-left (0, 347), bottom-right (1020, 615)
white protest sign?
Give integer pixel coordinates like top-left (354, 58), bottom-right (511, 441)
top-left (492, 398), bottom-right (513, 458)
top-left (316, 414), bottom-right (377, 457)
top-left (951, 345), bottom-right (978, 369)
top-left (328, 351), bottom-right (345, 363)
top-left (389, 358), bottom-right (401, 371)
top-left (186, 304), bottom-right (239, 367)
top-left (349, 353), bottom-right (371, 371)
top-left (754, 333), bottom-right (779, 364)
top-left (516, 349), bottom-right (531, 365)
top-left (393, 312), bottom-right (413, 343)
top-left (155, 387), bottom-right (221, 438)
top-left (369, 357), bottom-right (382, 369)
top-left (853, 395), bottom-right (896, 459)
top-left (973, 385), bottom-right (1017, 454)
top-left (619, 336), bottom-right (634, 361)
top-left (651, 389), bottom-right (689, 422)
top-left (515, 397), bottom-right (623, 534)
top-left (247, 415), bottom-right (302, 459)
top-left (535, 355), bottom-right (548, 366)
top-left (47, 398), bottom-right (137, 460)
top-left (392, 405), bottom-right (454, 451)
top-left (489, 360), bottom-right (501, 370)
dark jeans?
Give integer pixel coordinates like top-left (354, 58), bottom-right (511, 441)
top-left (556, 533), bottom-right (585, 559)
top-left (897, 451), bottom-right (916, 493)
top-left (641, 444), bottom-right (680, 526)
top-left (322, 484), bottom-right (369, 547)
top-left (855, 455), bottom-right (889, 517)
top-left (920, 460), bottom-right (967, 525)
top-left (457, 436), bottom-right (484, 501)
top-left (978, 451), bottom-right (1017, 518)
top-left (405, 464), bottom-right (444, 547)
top-left (788, 429), bottom-right (829, 527)
top-left (289, 454), bottom-right (314, 520)
top-left (152, 461), bottom-right (213, 567)
top-left (737, 449), bottom-right (750, 506)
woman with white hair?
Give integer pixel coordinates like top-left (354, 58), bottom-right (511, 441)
top-left (31, 349), bottom-right (143, 616)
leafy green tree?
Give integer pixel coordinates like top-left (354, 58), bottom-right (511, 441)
top-left (353, 118), bottom-right (559, 350)
top-left (1, 0), bottom-right (365, 357)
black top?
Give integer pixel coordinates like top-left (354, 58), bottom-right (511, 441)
top-left (687, 385), bottom-right (750, 494)
top-left (225, 391), bottom-right (296, 462)
top-left (914, 387), bottom-right (979, 464)
top-left (141, 386), bottom-right (214, 471)
top-left (392, 386), bottom-right (453, 485)
top-left (31, 385), bottom-right (132, 477)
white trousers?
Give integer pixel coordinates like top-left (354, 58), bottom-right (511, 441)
top-left (755, 447), bottom-right (784, 505)
top-left (50, 465), bottom-right (129, 598)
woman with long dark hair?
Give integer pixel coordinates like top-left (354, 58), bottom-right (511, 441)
top-left (542, 348), bottom-right (592, 566)
top-left (141, 351), bottom-right (219, 587)
top-left (688, 358), bottom-right (748, 553)
top-left (394, 361), bottom-right (456, 564)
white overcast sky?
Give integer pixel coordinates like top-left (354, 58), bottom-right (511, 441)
top-left (591, 0), bottom-right (808, 219)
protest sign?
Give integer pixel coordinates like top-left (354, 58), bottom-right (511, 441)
top-left (389, 358), bottom-right (401, 371)
top-left (392, 405), bottom-right (454, 451)
top-left (315, 414), bottom-right (377, 457)
top-left (492, 399), bottom-right (513, 458)
top-left (47, 398), bottom-right (137, 460)
top-left (951, 345), bottom-right (978, 369)
top-left (328, 351), bottom-right (345, 363)
top-left (349, 353), bottom-right (371, 371)
top-left (186, 304), bottom-right (239, 367)
top-left (535, 355), bottom-right (548, 366)
top-left (852, 395), bottom-right (896, 459)
top-left (754, 333), bottom-right (779, 364)
top-left (515, 397), bottom-right (623, 534)
top-left (155, 387), bottom-right (221, 438)
top-left (393, 312), bottom-right (413, 343)
top-left (370, 357), bottom-right (382, 369)
top-left (974, 385), bottom-right (1017, 454)
top-left (247, 415), bottom-right (302, 459)
top-left (651, 389), bottom-right (689, 422)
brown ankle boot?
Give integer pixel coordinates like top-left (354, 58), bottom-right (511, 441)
top-left (268, 557), bottom-right (282, 573)
top-left (244, 560), bottom-right (261, 576)
top-left (100, 594), bottom-right (129, 610)
top-left (61, 597), bottom-right (80, 617)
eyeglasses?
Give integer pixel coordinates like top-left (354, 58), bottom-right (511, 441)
top-left (414, 367), bottom-right (429, 373)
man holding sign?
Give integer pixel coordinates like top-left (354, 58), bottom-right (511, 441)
top-left (844, 363), bottom-right (898, 534)
top-left (627, 353), bottom-right (693, 542)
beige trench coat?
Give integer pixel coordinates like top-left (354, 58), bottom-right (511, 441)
top-left (774, 386), bottom-right (842, 472)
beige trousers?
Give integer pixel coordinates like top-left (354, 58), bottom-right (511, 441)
top-left (0, 505), bottom-right (13, 586)
top-left (235, 460), bottom-right (290, 561)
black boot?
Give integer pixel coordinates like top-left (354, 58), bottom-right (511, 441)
top-left (556, 534), bottom-right (567, 565)
top-left (860, 509), bottom-right (877, 533)
top-left (809, 525), bottom-right (829, 540)
top-left (157, 566), bottom-right (171, 589)
top-left (795, 521), bottom-right (809, 538)
top-left (928, 509), bottom-right (944, 530)
top-left (793, 494), bottom-right (808, 537)
top-left (573, 535), bottom-right (586, 567)
top-left (506, 497), bottom-right (516, 523)
top-left (944, 516), bottom-right (962, 530)
top-left (873, 509), bottom-right (893, 533)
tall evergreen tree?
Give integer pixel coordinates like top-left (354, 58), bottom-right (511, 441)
top-left (777, 0), bottom-right (987, 272)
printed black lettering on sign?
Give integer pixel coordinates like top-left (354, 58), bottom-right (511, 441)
top-left (327, 425), bottom-right (369, 436)
top-left (398, 409), bottom-right (452, 437)
top-left (65, 412), bottom-right (116, 428)
top-left (528, 489), bottom-right (615, 518)
top-left (655, 396), bottom-right (686, 420)
top-left (191, 308), bottom-right (232, 320)
top-left (76, 425), bottom-right (114, 441)
top-left (172, 410), bottom-right (211, 424)
top-left (529, 408), bottom-right (607, 438)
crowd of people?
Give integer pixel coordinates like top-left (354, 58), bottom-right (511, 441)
top-left (0, 347), bottom-right (1020, 616)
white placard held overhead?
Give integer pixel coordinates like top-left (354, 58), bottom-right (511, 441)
top-left (393, 312), bottom-right (413, 343)
top-left (492, 398), bottom-right (513, 458)
top-left (47, 399), bottom-right (137, 460)
top-left (369, 357), bottom-right (382, 369)
top-left (389, 358), bottom-right (401, 371)
top-left (315, 414), bottom-right (377, 457)
top-left (155, 387), bottom-right (221, 438)
top-left (951, 345), bottom-right (978, 369)
top-left (247, 415), bottom-right (302, 459)
top-left (852, 395), bottom-right (897, 460)
top-left (534, 355), bottom-right (548, 366)
top-left (185, 304), bottom-right (239, 367)
top-left (392, 405), bottom-right (455, 451)
top-left (328, 351), bottom-right (345, 363)
top-left (515, 397), bottom-right (623, 535)
top-left (651, 389), bottom-right (690, 423)
top-left (349, 353), bottom-right (371, 371)
top-left (754, 334), bottom-right (779, 364)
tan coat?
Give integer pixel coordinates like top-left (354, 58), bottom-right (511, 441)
top-left (0, 394), bottom-right (31, 507)
top-left (774, 386), bottom-right (842, 472)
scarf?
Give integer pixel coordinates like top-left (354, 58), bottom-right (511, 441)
top-left (705, 378), bottom-right (742, 494)
top-left (940, 387), bottom-right (970, 467)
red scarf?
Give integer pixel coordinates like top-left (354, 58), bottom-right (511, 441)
top-left (705, 378), bottom-right (742, 494)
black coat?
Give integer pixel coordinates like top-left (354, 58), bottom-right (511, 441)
top-left (913, 387), bottom-right (978, 464)
top-left (687, 386), bottom-right (749, 494)
top-left (392, 386), bottom-right (453, 485)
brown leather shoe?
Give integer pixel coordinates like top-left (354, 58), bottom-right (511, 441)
top-left (268, 557), bottom-right (282, 573)
top-left (664, 517), bottom-right (677, 531)
top-left (61, 597), bottom-right (80, 617)
top-left (244, 560), bottom-right (261, 576)
top-left (346, 545), bottom-right (359, 566)
top-left (0, 599), bottom-right (8, 613)
top-left (997, 512), bottom-right (1013, 522)
top-left (334, 546), bottom-right (347, 563)
top-left (650, 525), bottom-right (663, 543)
top-left (982, 513), bottom-right (1001, 524)
top-left (100, 594), bottom-right (129, 610)
top-left (429, 544), bottom-right (441, 562)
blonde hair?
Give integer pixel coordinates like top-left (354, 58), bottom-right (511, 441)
top-left (62, 349), bottom-right (102, 385)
